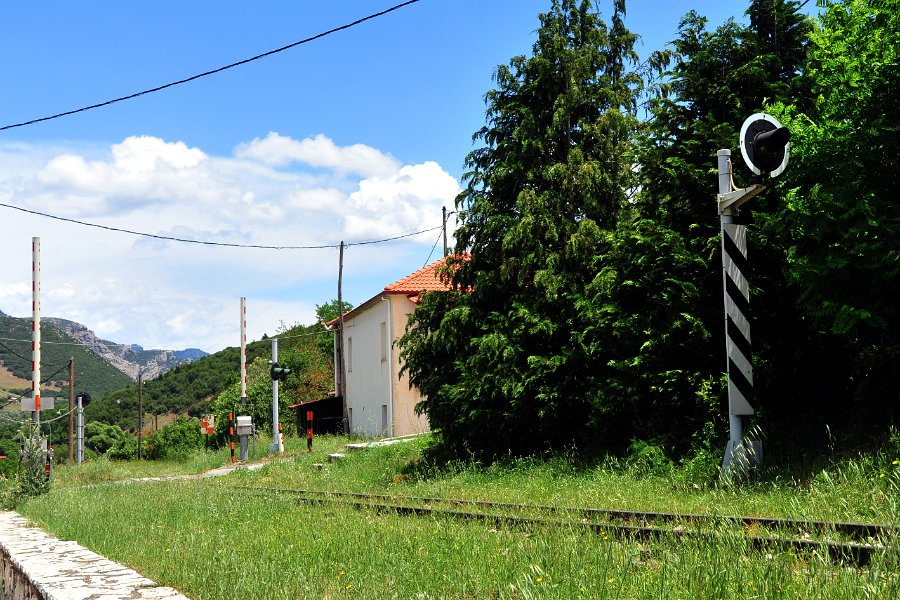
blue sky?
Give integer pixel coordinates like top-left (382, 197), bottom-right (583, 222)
top-left (0, 1), bottom-right (814, 353)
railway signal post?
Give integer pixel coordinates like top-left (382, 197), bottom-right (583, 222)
top-left (717, 113), bottom-right (790, 476)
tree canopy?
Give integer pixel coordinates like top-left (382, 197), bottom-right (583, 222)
top-left (402, 0), bottom-right (899, 463)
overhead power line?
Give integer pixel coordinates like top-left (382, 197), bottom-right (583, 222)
top-left (0, 0), bottom-right (423, 132)
top-left (0, 202), bottom-right (441, 249)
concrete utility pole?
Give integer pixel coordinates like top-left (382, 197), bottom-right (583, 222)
top-left (68, 357), bottom-right (74, 465)
top-left (270, 337), bottom-right (281, 453)
top-left (76, 394), bottom-right (86, 465)
top-left (240, 297), bottom-right (248, 406)
top-left (32, 237), bottom-right (41, 426)
top-left (136, 369), bottom-right (143, 460)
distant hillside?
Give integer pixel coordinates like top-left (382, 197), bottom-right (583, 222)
top-left (0, 313), bottom-right (134, 400)
top-left (85, 336), bottom-right (275, 430)
top-left (45, 318), bottom-right (208, 379)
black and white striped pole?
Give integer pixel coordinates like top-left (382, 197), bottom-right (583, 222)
top-left (717, 113), bottom-right (790, 475)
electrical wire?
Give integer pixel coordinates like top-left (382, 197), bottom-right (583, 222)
top-left (422, 229), bottom-right (442, 268)
top-left (0, 202), bottom-right (441, 249)
top-left (0, 341), bottom-right (33, 363)
top-left (0, 0), bottom-right (423, 132)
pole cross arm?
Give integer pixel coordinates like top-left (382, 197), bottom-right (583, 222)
top-left (717, 184), bottom-right (766, 215)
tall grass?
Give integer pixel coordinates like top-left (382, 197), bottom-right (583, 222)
top-left (21, 479), bottom-right (900, 599)
top-left (10, 433), bottom-right (900, 597)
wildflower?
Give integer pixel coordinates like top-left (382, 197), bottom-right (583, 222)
top-left (346, 584), bottom-right (353, 590)
top-left (607, 578), bottom-right (616, 584)
top-left (893, 460), bottom-right (899, 465)
top-left (536, 577), bottom-right (543, 583)
top-left (880, 473), bottom-right (886, 478)
top-left (165, 548), bottom-right (171, 554)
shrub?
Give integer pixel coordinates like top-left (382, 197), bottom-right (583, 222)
top-left (625, 439), bottom-right (673, 476)
top-left (145, 416), bottom-right (203, 461)
top-left (107, 435), bottom-right (137, 461)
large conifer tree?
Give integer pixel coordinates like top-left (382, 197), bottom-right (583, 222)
top-left (400, 0), bottom-right (654, 459)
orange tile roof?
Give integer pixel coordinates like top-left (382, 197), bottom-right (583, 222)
top-left (324, 254), bottom-right (467, 327)
top-left (383, 255), bottom-right (461, 295)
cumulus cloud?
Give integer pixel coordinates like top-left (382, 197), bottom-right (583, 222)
top-left (235, 132), bottom-right (401, 178)
top-left (0, 134), bottom-right (460, 351)
top-left (344, 161), bottom-right (460, 239)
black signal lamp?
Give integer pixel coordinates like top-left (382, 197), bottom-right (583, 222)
top-left (740, 113), bottom-right (791, 177)
top-left (270, 363), bottom-right (291, 381)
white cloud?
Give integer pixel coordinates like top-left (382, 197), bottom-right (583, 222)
top-left (344, 161), bottom-right (460, 240)
top-left (0, 135), bottom-right (460, 352)
top-left (235, 132), bottom-right (401, 178)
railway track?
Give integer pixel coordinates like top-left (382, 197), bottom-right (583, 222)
top-left (227, 485), bottom-right (897, 566)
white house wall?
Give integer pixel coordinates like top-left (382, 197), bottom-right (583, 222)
top-left (337, 294), bottom-right (431, 438)
top-left (342, 298), bottom-right (392, 437)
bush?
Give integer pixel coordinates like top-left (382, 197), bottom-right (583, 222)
top-left (625, 439), bottom-right (673, 477)
top-left (0, 438), bottom-right (17, 479)
top-left (107, 435), bottom-right (137, 461)
top-left (84, 422), bottom-right (128, 454)
top-left (145, 416), bottom-right (203, 461)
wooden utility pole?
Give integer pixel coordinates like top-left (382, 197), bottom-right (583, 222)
top-left (136, 370), bottom-right (143, 460)
top-left (68, 357), bottom-right (74, 465)
top-left (337, 241), bottom-right (349, 434)
top-left (442, 206), bottom-right (448, 256)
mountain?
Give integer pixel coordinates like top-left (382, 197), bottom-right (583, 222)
top-left (0, 313), bottom-right (133, 400)
top-left (44, 318), bottom-right (208, 380)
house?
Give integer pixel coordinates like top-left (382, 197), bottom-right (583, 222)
top-left (328, 256), bottom-right (458, 438)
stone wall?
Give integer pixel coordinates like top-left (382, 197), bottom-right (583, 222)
top-left (0, 511), bottom-right (188, 600)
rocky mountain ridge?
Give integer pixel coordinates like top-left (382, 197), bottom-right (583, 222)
top-left (44, 317), bottom-right (207, 380)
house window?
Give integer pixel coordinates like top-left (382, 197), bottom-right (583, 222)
top-left (380, 321), bottom-right (387, 363)
top-left (348, 337), bottom-right (353, 373)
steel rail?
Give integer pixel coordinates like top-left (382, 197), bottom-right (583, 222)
top-left (226, 485), bottom-right (895, 565)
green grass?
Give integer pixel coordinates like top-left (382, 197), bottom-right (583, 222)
top-left (13, 434), bottom-right (900, 599)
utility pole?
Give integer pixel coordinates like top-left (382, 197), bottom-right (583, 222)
top-left (337, 241), bottom-right (349, 434)
top-left (240, 297), bottom-right (248, 406)
top-left (32, 237), bottom-right (41, 426)
top-left (136, 369), bottom-right (143, 460)
top-left (68, 357), bottom-right (74, 465)
top-left (270, 337), bottom-right (281, 453)
top-left (442, 206), bottom-right (449, 256)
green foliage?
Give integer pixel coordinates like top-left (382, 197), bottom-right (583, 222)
top-left (0, 314), bottom-right (133, 398)
top-left (764, 0), bottom-right (900, 437)
top-left (625, 439), bottom-right (673, 476)
top-left (87, 318), bottom-right (335, 434)
top-left (0, 437), bottom-right (17, 479)
top-left (315, 299), bottom-right (351, 358)
top-left (400, 0), bottom-right (723, 460)
top-left (107, 435), bottom-right (137, 461)
top-left (84, 421), bottom-right (128, 454)
top-left (15, 420), bottom-right (49, 498)
top-left (144, 415), bottom-right (203, 461)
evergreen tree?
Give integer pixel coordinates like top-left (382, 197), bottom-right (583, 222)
top-left (636, 0), bottom-right (814, 451)
top-left (400, 0), bottom-right (671, 459)
top-left (767, 0), bottom-right (900, 441)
